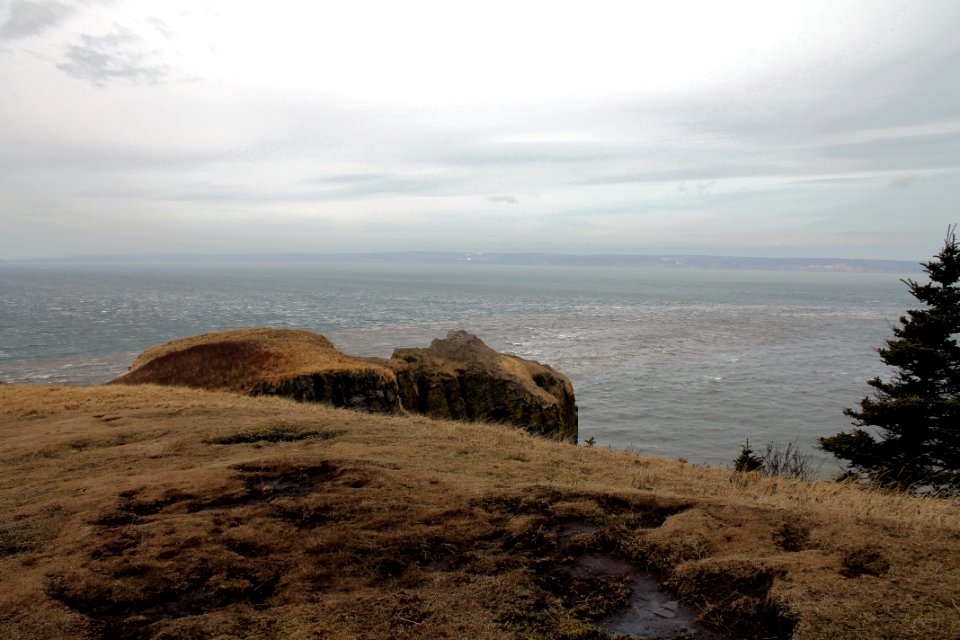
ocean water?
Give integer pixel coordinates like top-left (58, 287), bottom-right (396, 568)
top-left (0, 262), bottom-right (914, 470)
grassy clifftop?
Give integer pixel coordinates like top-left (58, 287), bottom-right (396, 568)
top-left (1, 384), bottom-right (958, 639)
top-left (114, 328), bottom-right (392, 393)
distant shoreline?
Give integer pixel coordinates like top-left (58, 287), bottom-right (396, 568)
top-left (2, 251), bottom-right (922, 273)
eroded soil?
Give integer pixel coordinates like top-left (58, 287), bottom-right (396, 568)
top-left (44, 459), bottom-right (793, 639)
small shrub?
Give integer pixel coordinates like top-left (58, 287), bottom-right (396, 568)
top-left (734, 440), bottom-right (764, 473)
top-left (759, 442), bottom-right (821, 481)
top-left (734, 441), bottom-right (821, 481)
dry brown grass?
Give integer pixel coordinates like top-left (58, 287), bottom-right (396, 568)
top-left (114, 328), bottom-right (392, 393)
top-left (1, 383), bottom-right (958, 639)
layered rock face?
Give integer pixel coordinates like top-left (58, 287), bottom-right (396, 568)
top-left (112, 328), bottom-right (577, 441)
top-left (382, 330), bottom-right (578, 442)
top-left (249, 370), bottom-right (399, 414)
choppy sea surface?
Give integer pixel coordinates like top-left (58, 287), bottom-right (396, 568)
top-left (0, 262), bottom-right (914, 470)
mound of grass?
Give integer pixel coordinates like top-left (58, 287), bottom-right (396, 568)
top-left (113, 328), bottom-right (392, 393)
top-left (1, 384), bottom-right (958, 639)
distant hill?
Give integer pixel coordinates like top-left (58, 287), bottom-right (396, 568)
top-left (9, 251), bottom-right (922, 273)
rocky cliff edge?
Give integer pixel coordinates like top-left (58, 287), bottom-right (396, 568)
top-left (111, 328), bottom-right (577, 441)
top-left (379, 330), bottom-right (578, 442)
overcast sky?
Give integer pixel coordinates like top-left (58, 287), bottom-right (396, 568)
top-left (1, 1), bottom-right (958, 260)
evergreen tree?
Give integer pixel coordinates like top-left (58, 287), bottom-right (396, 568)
top-left (820, 226), bottom-right (960, 493)
top-left (733, 440), bottom-right (764, 473)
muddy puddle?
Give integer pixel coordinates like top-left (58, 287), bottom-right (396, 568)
top-left (555, 523), bottom-right (720, 640)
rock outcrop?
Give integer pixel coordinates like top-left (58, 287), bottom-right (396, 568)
top-left (381, 330), bottom-right (578, 442)
top-left (112, 328), bottom-right (577, 441)
top-left (249, 370), bottom-right (400, 415)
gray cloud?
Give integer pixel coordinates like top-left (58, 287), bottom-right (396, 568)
top-left (0, 0), bottom-right (73, 39)
top-left (788, 176), bottom-right (885, 186)
top-left (888, 174), bottom-right (918, 189)
top-left (300, 173), bottom-right (392, 186)
top-left (143, 172), bottom-right (455, 205)
top-left (672, 178), bottom-right (732, 194)
top-left (820, 131), bottom-right (960, 172)
top-left (145, 17), bottom-right (172, 40)
top-left (488, 195), bottom-right (519, 204)
top-left (435, 142), bottom-right (616, 167)
top-left (297, 173), bottom-right (447, 199)
top-left (57, 25), bottom-right (168, 86)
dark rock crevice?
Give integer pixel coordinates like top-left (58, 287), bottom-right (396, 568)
top-left (250, 370), bottom-right (401, 415)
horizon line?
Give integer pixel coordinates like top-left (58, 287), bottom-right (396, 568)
top-left (0, 250), bottom-right (924, 273)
